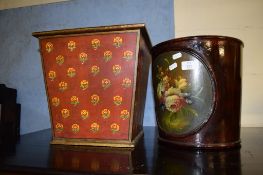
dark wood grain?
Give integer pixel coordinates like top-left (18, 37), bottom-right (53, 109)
top-left (151, 36), bottom-right (244, 148)
top-left (0, 127), bottom-right (263, 174)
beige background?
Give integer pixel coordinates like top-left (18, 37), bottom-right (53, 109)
top-left (175, 0), bottom-right (263, 127)
top-left (1, 0), bottom-right (262, 127)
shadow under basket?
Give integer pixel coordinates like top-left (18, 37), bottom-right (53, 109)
top-left (33, 24), bottom-right (152, 147)
top-left (151, 35), bottom-right (243, 149)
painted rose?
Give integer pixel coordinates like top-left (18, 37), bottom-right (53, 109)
top-left (91, 39), bottom-right (100, 50)
top-left (67, 68), bottom-right (76, 78)
top-left (68, 41), bottom-right (76, 51)
top-left (123, 50), bottom-right (133, 61)
top-left (80, 110), bottom-right (89, 120)
top-left (79, 52), bottom-right (88, 64)
top-left (91, 94), bottom-right (99, 105)
top-left (164, 94), bottom-right (186, 113)
top-left (51, 97), bottom-right (60, 107)
top-left (113, 95), bottom-right (122, 106)
top-left (48, 71), bottom-right (56, 81)
top-left (45, 42), bottom-right (53, 53)
top-left (101, 109), bottom-right (110, 119)
top-left (90, 122), bottom-right (99, 133)
top-left (120, 110), bottom-right (129, 120)
top-left (61, 109), bottom-right (70, 118)
top-left (56, 55), bottom-right (64, 66)
top-left (122, 78), bottom-right (132, 88)
top-left (112, 65), bottom-right (121, 75)
top-left (70, 96), bottom-right (79, 106)
top-left (58, 81), bottom-right (68, 91)
top-left (55, 123), bottom-right (63, 132)
top-left (102, 78), bottom-right (111, 89)
top-left (113, 36), bottom-right (123, 48)
top-left (80, 80), bottom-right (88, 90)
top-left (91, 65), bottom-right (100, 76)
top-left (103, 51), bottom-right (112, 62)
top-left (110, 123), bottom-right (120, 133)
top-left (71, 124), bottom-right (80, 133)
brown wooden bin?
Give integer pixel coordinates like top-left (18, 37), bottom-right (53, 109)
top-left (151, 36), bottom-right (243, 148)
top-left (33, 24), bottom-right (152, 147)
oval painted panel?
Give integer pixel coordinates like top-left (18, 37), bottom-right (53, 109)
top-left (153, 51), bottom-right (214, 136)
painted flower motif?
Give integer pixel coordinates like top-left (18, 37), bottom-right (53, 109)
top-left (51, 97), bottom-right (60, 107)
top-left (101, 78), bottom-right (111, 89)
top-left (113, 36), bottom-right (123, 48)
top-left (91, 39), bottom-right (100, 50)
top-left (68, 41), bottom-right (76, 51)
top-left (120, 110), bottom-right (130, 120)
top-left (110, 123), bottom-right (120, 133)
top-left (90, 122), bottom-right (99, 133)
top-left (91, 65), bottom-right (100, 76)
top-left (164, 92), bottom-right (186, 113)
top-left (174, 77), bottom-right (187, 90)
top-left (110, 160), bottom-right (120, 172)
top-left (55, 123), bottom-right (63, 132)
top-left (90, 159), bottom-right (100, 171)
top-left (91, 94), bottom-right (100, 105)
top-left (67, 68), bottom-right (76, 78)
top-left (112, 65), bottom-right (121, 75)
top-left (61, 109), bottom-right (70, 118)
top-left (101, 109), bottom-right (110, 119)
top-left (123, 50), bottom-right (133, 61)
top-left (80, 110), bottom-right (89, 120)
top-left (79, 52), bottom-right (88, 64)
top-left (103, 51), bottom-right (112, 62)
top-left (122, 78), bottom-right (132, 88)
top-left (113, 95), bottom-right (122, 106)
top-left (56, 55), bottom-right (64, 66)
top-left (59, 81), bottom-right (68, 91)
top-left (45, 42), bottom-right (53, 53)
top-left (48, 71), bottom-right (56, 81)
top-left (80, 80), bottom-right (88, 90)
top-left (70, 96), bottom-right (79, 106)
top-left (71, 124), bottom-right (80, 133)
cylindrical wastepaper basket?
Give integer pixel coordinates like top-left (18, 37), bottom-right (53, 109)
top-left (152, 36), bottom-right (243, 148)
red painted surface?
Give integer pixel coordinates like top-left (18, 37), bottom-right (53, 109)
top-left (40, 32), bottom-right (138, 140)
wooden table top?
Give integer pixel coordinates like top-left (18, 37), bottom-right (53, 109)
top-left (0, 127), bottom-right (263, 174)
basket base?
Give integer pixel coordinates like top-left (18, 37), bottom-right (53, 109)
top-left (158, 136), bottom-right (241, 149)
top-left (50, 130), bottom-right (143, 148)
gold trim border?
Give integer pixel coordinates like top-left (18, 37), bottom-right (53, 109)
top-left (51, 130), bottom-right (144, 148)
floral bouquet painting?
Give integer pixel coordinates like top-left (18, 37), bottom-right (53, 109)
top-left (155, 65), bottom-right (199, 134)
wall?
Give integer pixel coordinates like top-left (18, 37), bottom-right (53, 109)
top-left (0, 0), bottom-right (174, 134)
top-left (174, 0), bottom-right (263, 126)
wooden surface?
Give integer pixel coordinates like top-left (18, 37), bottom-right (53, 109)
top-left (0, 127), bottom-right (263, 174)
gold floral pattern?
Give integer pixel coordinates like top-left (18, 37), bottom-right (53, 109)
top-left (71, 124), bottom-right (80, 133)
top-left (59, 81), bottom-right (68, 91)
top-left (67, 68), bottom-right (76, 78)
top-left (61, 109), bottom-right (70, 118)
top-left (48, 71), bottom-right (56, 81)
top-left (103, 51), bottom-right (112, 62)
top-left (122, 78), bottom-right (132, 88)
top-left (123, 50), bottom-right (133, 61)
top-left (55, 123), bottom-right (63, 132)
top-left (80, 80), bottom-right (88, 90)
top-left (79, 52), bottom-right (88, 64)
top-left (56, 55), bottom-right (64, 66)
top-left (80, 110), bottom-right (89, 120)
top-left (113, 95), bottom-right (122, 106)
top-left (110, 123), bottom-right (120, 133)
top-left (91, 65), bottom-right (100, 76)
top-left (90, 122), bottom-right (99, 133)
top-left (45, 42), bottom-right (53, 53)
top-left (101, 78), bottom-right (111, 89)
top-left (70, 96), bottom-right (79, 106)
top-left (68, 41), bottom-right (76, 51)
top-left (91, 94), bottom-right (100, 105)
top-left (113, 37), bottom-right (122, 48)
top-left (120, 110), bottom-right (130, 120)
top-left (101, 109), bottom-right (110, 119)
top-left (112, 65), bottom-right (121, 75)
top-left (91, 39), bottom-right (100, 50)
top-left (51, 97), bottom-right (60, 107)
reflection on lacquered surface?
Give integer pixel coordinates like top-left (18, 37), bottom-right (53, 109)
top-left (154, 143), bottom-right (241, 175)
